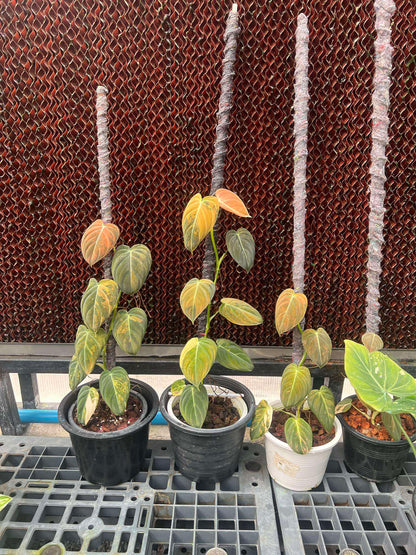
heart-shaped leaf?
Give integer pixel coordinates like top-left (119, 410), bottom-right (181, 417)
top-left (335, 398), bottom-right (352, 414)
top-left (81, 219), bottom-right (120, 266)
top-left (219, 298), bottom-right (263, 326)
top-left (182, 193), bottom-right (219, 252)
top-left (74, 325), bottom-right (106, 374)
top-left (170, 379), bottom-right (186, 396)
top-left (387, 396), bottom-right (416, 420)
top-left (76, 385), bottom-right (100, 426)
top-left (69, 354), bottom-right (87, 390)
top-left (215, 188), bottom-right (250, 217)
top-left (280, 363), bottom-right (311, 408)
top-left (81, 278), bottom-right (119, 332)
top-left (285, 417), bottom-right (313, 454)
top-left (180, 278), bottom-right (215, 323)
top-left (99, 366), bottom-right (130, 415)
top-left (0, 495), bottom-right (12, 512)
top-left (111, 244), bottom-right (152, 294)
top-left (112, 308), bottom-right (147, 355)
top-left (308, 386), bottom-right (335, 433)
top-left (216, 339), bottom-right (254, 372)
top-left (250, 400), bottom-right (273, 440)
top-left (361, 332), bottom-right (384, 353)
top-left (381, 413), bottom-right (402, 441)
top-left (226, 228), bottom-right (255, 272)
top-left (179, 337), bottom-right (217, 386)
top-left (179, 384), bottom-right (209, 428)
top-left (275, 289), bottom-right (308, 336)
top-left (302, 328), bottom-right (332, 368)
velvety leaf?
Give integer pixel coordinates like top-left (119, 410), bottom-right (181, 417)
top-left (179, 384), bottom-right (209, 428)
top-left (280, 363), bottom-right (311, 408)
top-left (180, 278), bottom-right (215, 323)
top-left (285, 417), bottom-right (313, 454)
top-left (74, 325), bottom-right (106, 374)
top-left (179, 337), bottom-right (217, 386)
top-left (216, 339), bottom-right (254, 372)
top-left (69, 354), bottom-right (87, 390)
top-left (81, 278), bottom-right (119, 332)
top-left (182, 193), bottom-right (219, 252)
top-left (112, 308), bottom-right (147, 355)
top-left (275, 289), bottom-right (308, 335)
top-left (302, 328), bottom-right (332, 368)
top-left (361, 332), bottom-right (384, 353)
top-left (226, 228), bottom-right (255, 272)
top-left (382, 413), bottom-right (402, 441)
top-left (0, 495), bottom-right (11, 512)
top-left (170, 379), bottom-right (186, 396)
top-left (389, 396), bottom-right (416, 420)
top-left (81, 219), bottom-right (120, 266)
top-left (308, 386), bottom-right (335, 433)
top-left (100, 366), bottom-right (130, 415)
top-left (219, 298), bottom-right (263, 326)
top-left (111, 244), bottom-right (152, 294)
top-left (76, 385), bottom-right (99, 426)
top-left (214, 188), bottom-right (250, 217)
top-left (250, 400), bottom-right (273, 440)
top-left (335, 398), bottom-right (352, 414)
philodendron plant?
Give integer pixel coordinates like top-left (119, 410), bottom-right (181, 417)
top-left (172, 188), bottom-right (263, 427)
top-left (69, 219), bottom-right (152, 426)
top-left (337, 334), bottom-right (416, 458)
top-left (250, 289), bottom-right (335, 454)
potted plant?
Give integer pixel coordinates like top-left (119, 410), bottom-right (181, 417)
top-left (336, 334), bottom-right (416, 482)
top-left (58, 219), bottom-right (159, 486)
top-left (160, 189), bottom-right (262, 482)
top-left (250, 289), bottom-right (342, 491)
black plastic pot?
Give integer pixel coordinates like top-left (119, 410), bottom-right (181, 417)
top-left (160, 376), bottom-right (255, 482)
top-left (337, 395), bottom-right (416, 482)
top-left (58, 379), bottom-right (158, 486)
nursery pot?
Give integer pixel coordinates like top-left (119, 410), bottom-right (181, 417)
top-left (265, 404), bottom-right (343, 491)
top-left (58, 379), bottom-right (158, 486)
top-left (337, 395), bottom-right (416, 482)
top-left (160, 376), bottom-right (255, 482)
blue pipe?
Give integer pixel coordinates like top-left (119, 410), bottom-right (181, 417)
top-left (19, 409), bottom-right (168, 426)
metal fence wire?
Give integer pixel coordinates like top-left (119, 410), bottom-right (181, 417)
top-left (0, 0), bottom-right (414, 348)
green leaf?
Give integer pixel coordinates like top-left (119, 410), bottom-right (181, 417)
top-left (361, 332), bottom-right (384, 353)
top-left (170, 379), bottom-right (186, 396)
top-left (280, 363), bottom-right (311, 408)
top-left (275, 289), bottom-right (308, 335)
top-left (0, 495), bottom-right (12, 512)
top-left (179, 337), bottom-right (217, 386)
top-left (74, 325), bottom-right (106, 374)
top-left (111, 244), bottom-right (152, 294)
top-left (77, 385), bottom-right (99, 426)
top-left (69, 354), bottom-right (87, 390)
top-left (182, 193), bottom-right (219, 252)
top-left (285, 417), bottom-right (313, 454)
top-left (335, 398), bottom-right (352, 414)
top-left (250, 400), bottom-right (273, 440)
top-left (389, 396), bottom-right (416, 420)
top-left (219, 298), bottom-right (263, 326)
top-left (81, 278), bottom-right (119, 332)
top-left (99, 366), bottom-right (130, 415)
top-left (180, 278), bottom-right (215, 323)
top-left (216, 339), bottom-right (254, 372)
top-left (112, 308), bottom-right (147, 355)
top-left (179, 384), bottom-right (209, 427)
top-left (308, 386), bottom-right (335, 433)
top-left (302, 328), bottom-right (332, 368)
top-left (226, 228), bottom-right (255, 272)
top-left (382, 413), bottom-right (402, 441)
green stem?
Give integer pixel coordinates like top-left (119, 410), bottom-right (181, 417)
top-left (101, 292), bottom-right (121, 371)
top-left (204, 231), bottom-right (226, 337)
top-left (297, 323), bottom-right (303, 335)
top-left (299, 351), bottom-right (307, 366)
top-left (354, 406), bottom-right (371, 420)
top-left (398, 420), bottom-right (416, 459)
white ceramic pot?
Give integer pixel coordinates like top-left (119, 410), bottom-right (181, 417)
top-left (265, 412), bottom-right (342, 491)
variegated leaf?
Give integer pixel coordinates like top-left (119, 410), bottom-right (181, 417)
top-left (180, 278), bottom-right (215, 323)
top-left (382, 413), bottom-right (402, 441)
top-left (77, 385), bottom-right (99, 426)
top-left (361, 332), bottom-right (384, 353)
top-left (69, 354), bottom-right (87, 390)
top-left (308, 386), bottom-right (335, 433)
top-left (214, 188), bottom-right (250, 217)
top-left (170, 379), bottom-right (186, 396)
top-left (216, 339), bottom-right (254, 371)
top-left (0, 495), bottom-right (11, 512)
top-left (182, 193), bottom-right (219, 252)
top-left (99, 366), bottom-right (130, 415)
top-left (226, 228), bottom-right (255, 272)
top-left (302, 328), bottom-right (332, 368)
top-left (111, 244), bottom-right (152, 294)
top-left (81, 278), bottom-right (119, 332)
top-left (112, 308), bottom-right (147, 355)
top-left (179, 337), bottom-right (217, 386)
top-left (280, 363), bottom-right (311, 408)
top-left (285, 417), bottom-right (313, 454)
top-left (74, 325), bottom-right (106, 374)
top-left (219, 298), bottom-right (263, 326)
top-left (335, 398), bottom-right (352, 414)
top-left (179, 384), bottom-right (209, 428)
top-left (81, 219), bottom-right (120, 266)
top-left (275, 289), bottom-right (308, 335)
top-left (250, 400), bottom-right (273, 440)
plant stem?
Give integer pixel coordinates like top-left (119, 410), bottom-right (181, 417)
top-left (204, 232), bottom-right (226, 337)
top-left (398, 420), bottom-right (416, 459)
top-left (101, 292), bottom-right (121, 371)
top-left (299, 351), bottom-right (307, 366)
top-left (297, 323), bottom-right (303, 335)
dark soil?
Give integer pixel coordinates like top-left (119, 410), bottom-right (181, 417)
top-left (269, 409), bottom-right (335, 447)
top-left (173, 395), bottom-right (240, 429)
top-left (74, 394), bottom-right (143, 433)
top-left (343, 399), bottom-right (416, 441)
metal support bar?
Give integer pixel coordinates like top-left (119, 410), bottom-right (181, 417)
top-left (0, 370), bottom-right (25, 435)
top-left (18, 373), bottom-right (40, 409)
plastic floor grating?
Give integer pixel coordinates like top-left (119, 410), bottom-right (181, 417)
top-left (0, 437), bottom-right (279, 554)
top-left (273, 444), bottom-right (416, 555)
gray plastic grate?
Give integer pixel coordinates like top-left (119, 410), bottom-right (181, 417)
top-left (273, 444), bottom-right (416, 555)
top-left (0, 437), bottom-right (279, 554)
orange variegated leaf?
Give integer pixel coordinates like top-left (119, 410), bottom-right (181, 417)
top-left (81, 220), bottom-right (120, 266)
top-left (275, 289), bottom-right (308, 335)
top-left (182, 194), bottom-right (219, 252)
top-left (215, 188), bottom-right (250, 218)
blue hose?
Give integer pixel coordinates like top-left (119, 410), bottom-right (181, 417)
top-left (19, 409), bottom-right (168, 426)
